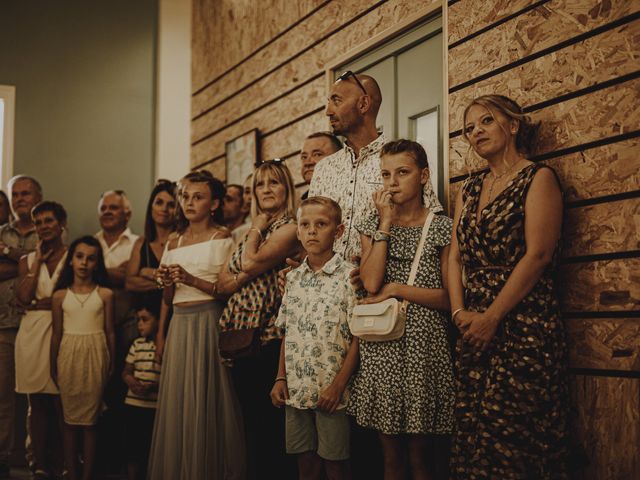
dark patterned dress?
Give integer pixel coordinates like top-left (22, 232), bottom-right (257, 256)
top-left (451, 164), bottom-right (569, 479)
top-left (349, 212), bottom-right (456, 435)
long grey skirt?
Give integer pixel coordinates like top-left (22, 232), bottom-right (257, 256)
top-left (148, 302), bottom-right (246, 480)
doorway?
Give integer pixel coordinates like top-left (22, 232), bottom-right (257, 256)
top-left (332, 15), bottom-right (445, 205)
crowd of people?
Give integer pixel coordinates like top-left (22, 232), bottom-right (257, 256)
top-left (0, 72), bottom-right (569, 480)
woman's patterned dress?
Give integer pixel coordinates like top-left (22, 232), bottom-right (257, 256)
top-left (451, 163), bottom-right (569, 479)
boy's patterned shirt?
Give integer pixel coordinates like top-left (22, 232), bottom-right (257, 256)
top-left (275, 254), bottom-right (356, 410)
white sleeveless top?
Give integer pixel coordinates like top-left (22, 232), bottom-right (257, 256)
top-left (161, 237), bottom-right (234, 304)
top-left (61, 286), bottom-right (105, 334)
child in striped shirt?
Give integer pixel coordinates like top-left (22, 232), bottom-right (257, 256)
top-left (121, 303), bottom-right (161, 480)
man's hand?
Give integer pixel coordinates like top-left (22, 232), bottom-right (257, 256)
top-left (270, 380), bottom-right (289, 408)
top-left (277, 258), bottom-right (301, 295)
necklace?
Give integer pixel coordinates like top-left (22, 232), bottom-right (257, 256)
top-left (486, 158), bottom-right (525, 201)
top-left (70, 288), bottom-right (92, 308)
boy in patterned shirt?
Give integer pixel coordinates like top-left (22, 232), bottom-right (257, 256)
top-left (271, 196), bottom-right (359, 480)
top-left (121, 303), bottom-right (161, 480)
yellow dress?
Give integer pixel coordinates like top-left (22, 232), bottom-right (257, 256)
top-left (57, 286), bottom-right (109, 426)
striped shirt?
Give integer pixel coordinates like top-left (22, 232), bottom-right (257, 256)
top-left (124, 337), bottom-right (160, 408)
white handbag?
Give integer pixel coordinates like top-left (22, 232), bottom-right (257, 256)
top-left (350, 211), bottom-right (434, 342)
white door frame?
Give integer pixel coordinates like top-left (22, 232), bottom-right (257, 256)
top-left (0, 85), bottom-right (16, 189)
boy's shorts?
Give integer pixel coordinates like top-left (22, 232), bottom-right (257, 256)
top-left (285, 406), bottom-right (350, 461)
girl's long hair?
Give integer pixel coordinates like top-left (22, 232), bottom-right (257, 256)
top-left (54, 236), bottom-right (110, 291)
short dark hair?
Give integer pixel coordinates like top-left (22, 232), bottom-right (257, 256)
top-left (225, 184), bottom-right (244, 206)
top-left (381, 139), bottom-right (429, 169)
top-left (305, 131), bottom-right (343, 153)
top-left (298, 196), bottom-right (342, 224)
top-left (31, 201), bottom-right (67, 224)
top-left (134, 300), bottom-right (161, 320)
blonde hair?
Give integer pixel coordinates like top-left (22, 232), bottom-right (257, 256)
top-left (251, 162), bottom-right (298, 219)
top-left (462, 94), bottom-right (539, 157)
top-left (298, 196), bottom-right (342, 224)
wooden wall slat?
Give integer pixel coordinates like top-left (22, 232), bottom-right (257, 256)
top-left (448, 0), bottom-right (637, 89)
top-left (560, 258), bottom-right (640, 312)
top-left (192, 0), bottom-right (325, 91)
top-left (192, 0), bottom-right (376, 115)
top-left (566, 318), bottom-right (640, 371)
top-left (199, 158), bottom-right (226, 182)
top-left (448, 19), bottom-right (640, 133)
top-left (570, 375), bottom-right (640, 480)
top-left (563, 198), bottom-right (640, 258)
top-left (448, 0), bottom-right (535, 45)
top-left (191, 79), bottom-right (325, 162)
top-left (449, 78), bottom-right (640, 178)
top-left (191, 76), bottom-right (325, 146)
top-left (546, 139), bottom-right (640, 202)
top-left (260, 111), bottom-right (327, 178)
top-left (191, 0), bottom-right (438, 168)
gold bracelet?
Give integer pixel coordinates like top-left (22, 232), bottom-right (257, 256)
top-left (211, 282), bottom-right (218, 297)
top-left (26, 272), bottom-right (36, 278)
top-left (274, 376), bottom-right (287, 383)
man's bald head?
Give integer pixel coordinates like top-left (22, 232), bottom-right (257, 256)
top-left (326, 72), bottom-right (383, 138)
top-left (359, 74), bottom-right (382, 118)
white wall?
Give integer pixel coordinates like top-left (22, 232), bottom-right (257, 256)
top-left (155, 0), bottom-right (192, 182)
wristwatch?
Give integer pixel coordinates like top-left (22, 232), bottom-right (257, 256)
top-left (372, 230), bottom-right (390, 242)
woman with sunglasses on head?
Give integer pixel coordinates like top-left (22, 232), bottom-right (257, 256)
top-left (217, 160), bottom-right (302, 480)
top-left (448, 95), bottom-right (569, 478)
top-left (125, 180), bottom-right (177, 316)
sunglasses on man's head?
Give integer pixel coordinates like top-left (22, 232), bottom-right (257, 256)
top-left (336, 70), bottom-right (368, 96)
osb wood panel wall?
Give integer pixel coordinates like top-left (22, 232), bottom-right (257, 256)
top-left (447, 1), bottom-right (639, 478)
top-left (191, 0), bottom-right (439, 189)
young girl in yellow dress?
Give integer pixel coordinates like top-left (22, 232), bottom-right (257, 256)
top-left (51, 236), bottom-right (115, 480)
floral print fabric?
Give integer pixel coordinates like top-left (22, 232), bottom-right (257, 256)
top-left (275, 254), bottom-right (356, 410)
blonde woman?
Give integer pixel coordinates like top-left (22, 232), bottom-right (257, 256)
top-left (448, 94), bottom-right (568, 478)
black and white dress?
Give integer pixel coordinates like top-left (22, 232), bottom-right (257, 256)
top-left (348, 213), bottom-right (455, 435)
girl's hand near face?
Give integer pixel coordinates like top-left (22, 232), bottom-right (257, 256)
top-left (372, 189), bottom-right (395, 224)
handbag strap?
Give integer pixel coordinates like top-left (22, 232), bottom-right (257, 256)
top-left (406, 210), bottom-right (435, 287)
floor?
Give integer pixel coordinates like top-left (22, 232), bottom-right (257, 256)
top-left (7, 468), bottom-right (126, 480)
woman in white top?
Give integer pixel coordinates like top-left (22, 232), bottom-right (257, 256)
top-left (15, 201), bottom-right (67, 479)
top-left (147, 171), bottom-right (245, 480)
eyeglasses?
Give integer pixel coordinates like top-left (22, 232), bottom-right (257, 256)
top-left (336, 70), bottom-right (368, 96)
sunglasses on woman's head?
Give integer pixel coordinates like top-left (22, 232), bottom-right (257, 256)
top-left (260, 158), bottom-right (285, 166)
